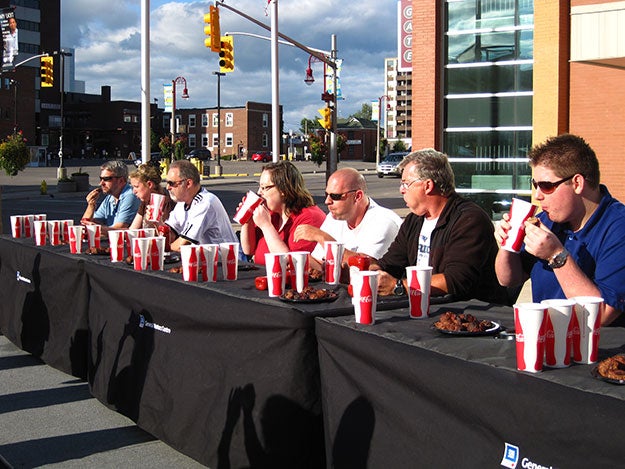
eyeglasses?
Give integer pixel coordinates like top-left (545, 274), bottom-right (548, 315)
top-left (258, 184), bottom-right (275, 192)
top-left (531, 174), bottom-right (575, 194)
top-left (325, 189), bottom-right (358, 201)
top-left (99, 176), bottom-right (120, 182)
top-left (399, 179), bottom-right (421, 191)
top-left (165, 179), bottom-right (187, 188)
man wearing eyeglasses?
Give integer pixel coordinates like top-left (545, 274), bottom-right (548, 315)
top-left (164, 160), bottom-right (238, 252)
top-left (294, 168), bottom-right (402, 270)
top-left (495, 134), bottom-right (625, 326)
top-left (81, 160), bottom-right (140, 236)
top-left (371, 149), bottom-right (509, 304)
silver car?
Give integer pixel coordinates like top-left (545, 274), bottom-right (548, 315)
top-left (377, 152), bottom-right (408, 178)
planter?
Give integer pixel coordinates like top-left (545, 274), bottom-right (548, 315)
top-left (71, 174), bottom-right (90, 191)
top-left (57, 180), bottom-right (77, 193)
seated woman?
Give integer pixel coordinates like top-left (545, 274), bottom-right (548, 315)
top-left (240, 161), bottom-right (326, 265)
top-left (128, 164), bottom-right (176, 230)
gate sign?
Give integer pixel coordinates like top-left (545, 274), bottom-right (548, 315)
top-left (397, 0), bottom-right (412, 72)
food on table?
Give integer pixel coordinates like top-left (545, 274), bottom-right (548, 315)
top-left (433, 311), bottom-right (493, 332)
top-left (282, 286), bottom-right (336, 301)
top-left (85, 246), bottom-right (110, 255)
top-left (597, 355), bottom-right (625, 381)
top-left (308, 268), bottom-right (322, 281)
top-left (168, 266), bottom-right (183, 274)
top-left (255, 276), bottom-right (268, 291)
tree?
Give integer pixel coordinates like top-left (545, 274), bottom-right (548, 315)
top-left (299, 118), bottom-right (320, 134)
top-left (0, 131), bottom-right (30, 176)
top-left (392, 140), bottom-right (408, 152)
top-left (351, 102), bottom-right (373, 120)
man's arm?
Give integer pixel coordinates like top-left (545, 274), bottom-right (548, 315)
top-left (82, 188), bottom-right (101, 220)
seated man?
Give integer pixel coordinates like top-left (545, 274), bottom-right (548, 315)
top-left (164, 160), bottom-right (239, 252)
top-left (495, 133), bottom-right (625, 325)
top-left (81, 160), bottom-right (140, 236)
top-left (294, 167), bottom-right (402, 270)
top-left (371, 148), bottom-right (509, 304)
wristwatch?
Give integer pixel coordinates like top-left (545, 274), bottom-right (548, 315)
top-left (548, 248), bottom-right (569, 269)
top-left (393, 279), bottom-right (405, 296)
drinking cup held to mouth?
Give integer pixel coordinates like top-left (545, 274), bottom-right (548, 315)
top-left (501, 198), bottom-right (538, 253)
top-left (406, 265), bottom-right (433, 318)
top-left (571, 296), bottom-right (603, 364)
top-left (351, 270), bottom-right (380, 325)
top-left (47, 220), bottom-right (63, 246)
top-left (148, 193), bottom-right (166, 222)
top-left (199, 244), bottom-right (220, 282)
top-left (180, 245), bottom-right (200, 281)
top-left (233, 191), bottom-right (263, 225)
top-left (68, 225), bottom-right (84, 254)
top-left (34, 220), bottom-right (47, 246)
top-left (265, 253), bottom-right (288, 297)
top-left (289, 251), bottom-right (309, 293)
top-left (541, 299), bottom-right (575, 368)
top-left (219, 242), bottom-right (239, 281)
top-left (108, 229), bottom-right (126, 262)
top-left (324, 241), bottom-right (344, 285)
top-left (147, 236), bottom-right (165, 271)
top-left (514, 302), bottom-right (548, 373)
top-left (10, 215), bottom-right (23, 238)
top-left (85, 224), bottom-right (101, 249)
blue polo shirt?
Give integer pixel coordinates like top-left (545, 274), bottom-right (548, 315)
top-left (94, 184), bottom-right (140, 227)
top-left (522, 185), bottom-right (625, 315)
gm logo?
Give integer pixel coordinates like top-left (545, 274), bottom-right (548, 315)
top-left (501, 443), bottom-right (519, 468)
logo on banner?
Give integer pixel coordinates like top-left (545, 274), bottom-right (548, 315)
top-left (501, 443), bottom-right (519, 468)
top-left (16, 270), bottom-right (32, 284)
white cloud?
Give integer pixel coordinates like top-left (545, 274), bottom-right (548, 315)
top-left (62, 0), bottom-right (398, 132)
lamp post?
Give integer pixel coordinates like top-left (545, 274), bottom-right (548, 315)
top-left (170, 76), bottom-right (189, 160)
top-left (375, 95), bottom-right (390, 167)
top-left (56, 49), bottom-right (72, 180)
top-left (9, 79), bottom-right (17, 134)
top-left (213, 71), bottom-right (225, 176)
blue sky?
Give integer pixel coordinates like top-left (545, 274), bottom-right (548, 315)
top-left (61, 0), bottom-right (399, 132)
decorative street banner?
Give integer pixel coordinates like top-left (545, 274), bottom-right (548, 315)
top-left (325, 58), bottom-right (343, 100)
top-left (397, 0), bottom-right (412, 72)
top-left (1, 7), bottom-right (18, 71)
top-left (163, 83), bottom-right (173, 113)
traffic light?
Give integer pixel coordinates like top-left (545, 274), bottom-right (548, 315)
top-left (204, 5), bottom-right (220, 53)
top-left (219, 36), bottom-right (234, 73)
top-left (318, 106), bottom-right (333, 130)
top-left (40, 56), bottom-right (54, 87)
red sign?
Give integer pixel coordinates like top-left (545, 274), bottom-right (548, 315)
top-left (397, 0), bottom-right (412, 72)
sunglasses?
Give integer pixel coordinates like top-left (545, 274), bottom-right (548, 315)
top-left (99, 176), bottom-right (120, 182)
top-left (531, 174), bottom-right (575, 194)
top-left (165, 179), bottom-right (187, 188)
top-left (325, 189), bottom-right (358, 201)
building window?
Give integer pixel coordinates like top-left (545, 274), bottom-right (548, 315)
top-left (262, 133), bottom-right (269, 147)
top-left (212, 113), bottom-right (219, 127)
top-left (202, 113), bottom-right (209, 127)
top-left (212, 133), bottom-right (218, 147)
top-left (123, 115), bottom-right (131, 123)
top-left (444, 0), bottom-right (534, 215)
top-left (225, 133), bottom-right (233, 147)
top-left (262, 113), bottom-right (269, 127)
top-left (189, 114), bottom-right (196, 128)
top-left (202, 134), bottom-right (209, 147)
top-left (163, 115), bottom-right (171, 130)
top-left (188, 134), bottom-right (196, 148)
top-left (225, 112), bottom-right (233, 127)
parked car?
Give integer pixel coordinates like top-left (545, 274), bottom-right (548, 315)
top-left (376, 152), bottom-right (409, 178)
top-left (186, 148), bottom-right (212, 161)
top-left (134, 152), bottom-right (163, 169)
top-left (251, 151), bottom-right (272, 162)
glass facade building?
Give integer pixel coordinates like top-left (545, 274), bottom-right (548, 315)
top-left (443, 0), bottom-right (534, 215)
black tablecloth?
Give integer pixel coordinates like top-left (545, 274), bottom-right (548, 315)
top-left (315, 302), bottom-right (625, 468)
top-left (0, 237), bottom-right (89, 378)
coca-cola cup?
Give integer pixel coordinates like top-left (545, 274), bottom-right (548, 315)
top-left (514, 302), bottom-right (548, 373)
top-left (324, 241), bottom-right (344, 285)
top-left (406, 265), bottom-right (433, 319)
top-left (157, 225), bottom-right (172, 252)
top-left (148, 193), bottom-right (166, 222)
top-left (351, 270), bottom-right (380, 325)
top-left (22, 215), bottom-right (34, 238)
top-left (47, 220), bottom-right (63, 246)
top-left (146, 236), bottom-right (165, 271)
top-left (10, 215), bottom-right (23, 238)
top-left (85, 224), bottom-right (101, 249)
top-left (68, 225), bottom-right (84, 254)
top-left (33, 214), bottom-right (47, 222)
top-left (108, 229), bottom-right (126, 262)
top-left (289, 251), bottom-right (309, 293)
top-left (219, 242), bottom-right (239, 281)
top-left (34, 220), bottom-right (47, 246)
top-left (571, 296), bottom-right (603, 364)
top-left (199, 244), bottom-right (219, 282)
top-left (501, 198), bottom-right (537, 253)
top-left (180, 245), bottom-right (200, 281)
top-left (126, 228), bottom-right (154, 253)
top-left (264, 252), bottom-right (288, 297)
top-left (541, 299), bottom-right (575, 368)
top-left (347, 254), bottom-right (371, 283)
top-left (131, 237), bottom-right (149, 271)
top-left (233, 190), bottom-right (263, 225)
top-left (61, 219), bottom-right (74, 242)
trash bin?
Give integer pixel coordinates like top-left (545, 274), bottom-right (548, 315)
top-left (202, 161), bottom-right (211, 177)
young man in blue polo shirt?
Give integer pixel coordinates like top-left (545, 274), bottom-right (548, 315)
top-left (495, 134), bottom-right (625, 326)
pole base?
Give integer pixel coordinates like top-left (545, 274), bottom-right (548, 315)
top-left (213, 165), bottom-right (223, 177)
top-left (57, 167), bottom-right (67, 180)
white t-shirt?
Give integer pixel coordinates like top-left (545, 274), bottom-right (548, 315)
top-left (311, 198), bottom-right (403, 260)
top-left (166, 188), bottom-right (238, 245)
top-left (416, 217), bottom-right (437, 267)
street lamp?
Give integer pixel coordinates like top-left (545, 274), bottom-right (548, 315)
top-left (9, 79), bottom-right (17, 134)
top-left (55, 49), bottom-right (72, 180)
top-left (303, 55), bottom-right (323, 86)
top-left (375, 95), bottom-right (390, 167)
top-left (213, 71), bottom-right (225, 177)
top-left (170, 76), bottom-right (189, 159)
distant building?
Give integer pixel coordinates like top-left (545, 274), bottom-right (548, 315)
top-left (384, 57), bottom-right (412, 147)
top-left (337, 116), bottom-right (378, 161)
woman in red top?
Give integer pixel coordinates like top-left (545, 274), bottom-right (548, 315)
top-left (240, 161), bottom-right (326, 265)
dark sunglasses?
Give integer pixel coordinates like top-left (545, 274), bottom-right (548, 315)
top-left (325, 189), bottom-right (358, 201)
top-left (531, 174), bottom-right (575, 194)
top-left (99, 176), bottom-right (120, 182)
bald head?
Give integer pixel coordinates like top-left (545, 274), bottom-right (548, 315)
top-left (329, 168), bottom-right (367, 192)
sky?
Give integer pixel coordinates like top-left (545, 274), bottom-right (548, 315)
top-left (60, 0), bottom-right (400, 133)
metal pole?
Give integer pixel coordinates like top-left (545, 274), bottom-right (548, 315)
top-left (170, 79), bottom-right (176, 160)
top-left (140, 0), bottom-right (151, 165)
top-left (328, 34), bottom-right (338, 180)
top-left (11, 79), bottom-right (17, 134)
top-left (213, 71), bottom-right (225, 176)
top-left (376, 97), bottom-right (381, 167)
top-left (270, 0), bottom-right (280, 162)
top-left (56, 50), bottom-right (72, 179)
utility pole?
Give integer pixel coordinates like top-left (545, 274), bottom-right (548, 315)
top-left (213, 71), bottom-right (225, 176)
top-left (55, 50), bottom-right (72, 180)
